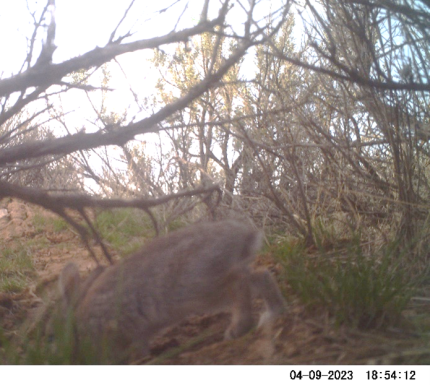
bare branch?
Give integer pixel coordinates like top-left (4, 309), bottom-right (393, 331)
top-left (0, 8), bottom-right (228, 97)
top-left (0, 38), bottom-right (254, 166)
top-left (0, 180), bottom-right (221, 211)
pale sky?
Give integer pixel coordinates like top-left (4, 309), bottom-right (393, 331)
top-left (0, 1), bottom-right (201, 68)
top-left (0, 1), bottom-right (285, 139)
top-left (0, 1), bottom-right (199, 130)
top-left (0, 1), bottom-right (284, 117)
top-left (0, 1), bottom-right (208, 95)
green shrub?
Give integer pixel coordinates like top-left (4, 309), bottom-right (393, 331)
top-left (32, 212), bottom-right (69, 233)
top-left (0, 245), bottom-right (35, 293)
top-left (274, 239), bottom-right (413, 328)
top-left (32, 213), bottom-right (48, 233)
top-left (52, 218), bottom-right (69, 231)
top-left (95, 208), bottom-right (154, 255)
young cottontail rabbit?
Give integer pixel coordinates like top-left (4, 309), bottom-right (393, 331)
top-left (59, 220), bottom-right (285, 361)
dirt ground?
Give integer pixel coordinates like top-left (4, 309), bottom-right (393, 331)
top-left (1, 199), bottom-right (429, 365)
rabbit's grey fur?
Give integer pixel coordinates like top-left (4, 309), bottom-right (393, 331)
top-left (59, 220), bottom-right (285, 360)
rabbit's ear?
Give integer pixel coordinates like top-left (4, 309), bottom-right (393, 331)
top-left (59, 263), bottom-right (81, 307)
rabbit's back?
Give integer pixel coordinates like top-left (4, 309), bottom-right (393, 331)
top-left (77, 221), bottom-right (259, 330)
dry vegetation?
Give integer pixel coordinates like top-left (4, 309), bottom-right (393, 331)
top-left (0, 0), bottom-right (430, 364)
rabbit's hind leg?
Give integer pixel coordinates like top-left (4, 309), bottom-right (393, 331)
top-left (224, 271), bottom-right (254, 340)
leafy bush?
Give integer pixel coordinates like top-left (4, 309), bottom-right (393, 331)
top-left (274, 239), bottom-right (413, 328)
